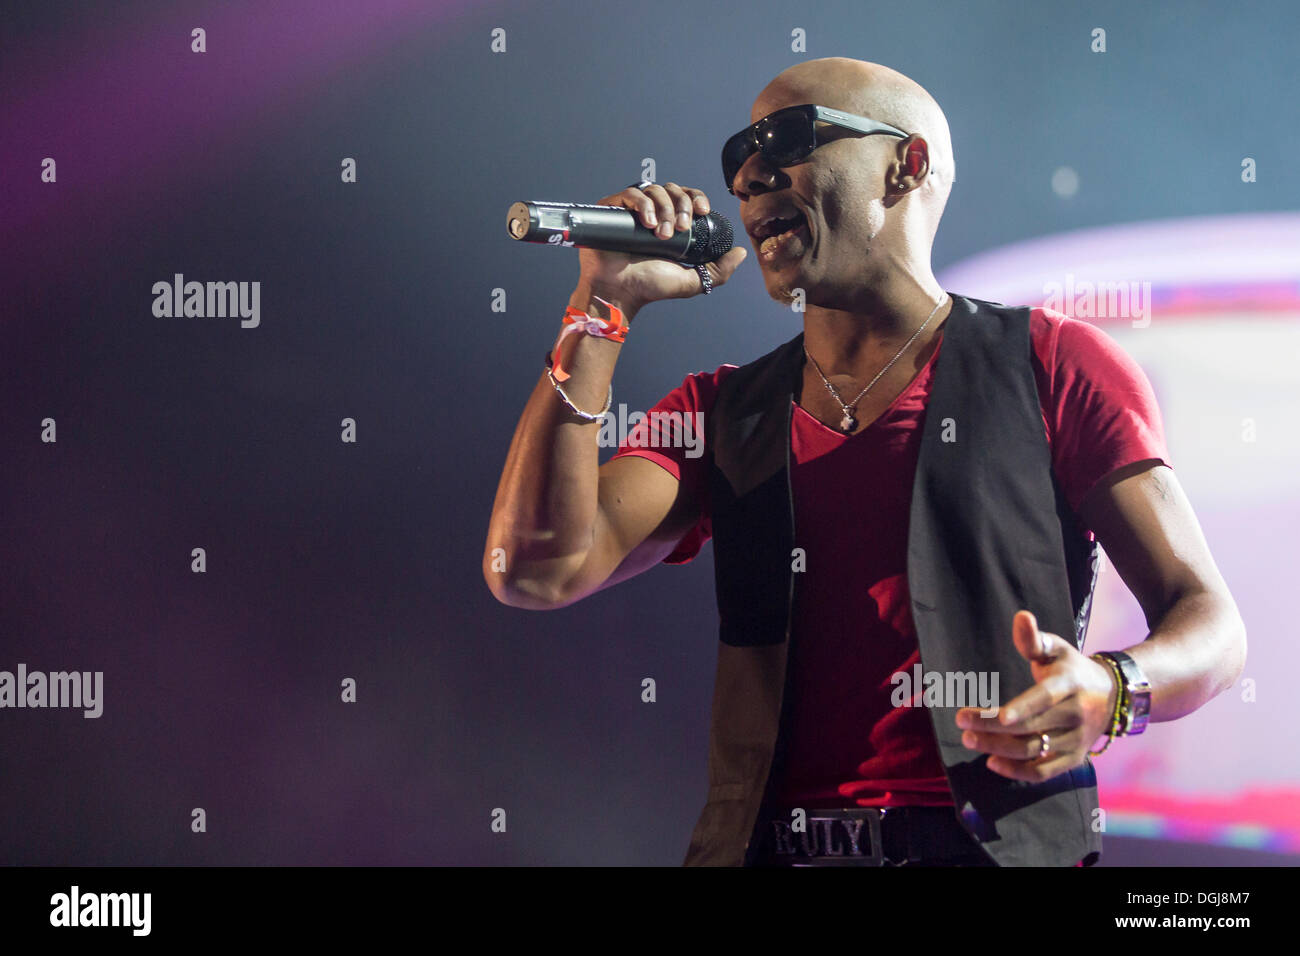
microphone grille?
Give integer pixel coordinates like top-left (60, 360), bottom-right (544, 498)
top-left (684, 211), bottom-right (734, 264)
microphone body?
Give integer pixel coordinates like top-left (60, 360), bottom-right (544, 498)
top-left (507, 200), bottom-right (733, 265)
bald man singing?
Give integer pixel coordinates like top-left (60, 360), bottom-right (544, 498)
top-left (484, 58), bottom-right (1246, 867)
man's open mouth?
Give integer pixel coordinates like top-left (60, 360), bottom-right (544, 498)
top-left (753, 212), bottom-right (810, 259)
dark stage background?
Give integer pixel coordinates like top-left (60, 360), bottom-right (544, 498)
top-left (2, 0), bottom-right (1297, 865)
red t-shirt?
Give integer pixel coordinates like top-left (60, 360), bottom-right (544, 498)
top-left (611, 307), bottom-right (1170, 809)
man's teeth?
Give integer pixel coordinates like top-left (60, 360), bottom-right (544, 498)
top-left (762, 217), bottom-right (801, 239)
top-left (760, 220), bottom-right (807, 256)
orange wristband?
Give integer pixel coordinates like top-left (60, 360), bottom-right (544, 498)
top-left (548, 295), bottom-right (628, 382)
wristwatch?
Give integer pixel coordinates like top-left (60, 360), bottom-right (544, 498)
top-left (1097, 651), bottom-right (1151, 736)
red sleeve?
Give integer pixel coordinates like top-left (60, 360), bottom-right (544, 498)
top-left (1029, 308), bottom-right (1172, 525)
top-left (608, 365), bottom-right (736, 564)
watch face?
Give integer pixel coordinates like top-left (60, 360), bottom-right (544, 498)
top-left (1128, 690), bottom-right (1152, 734)
top-left (1109, 653), bottom-right (1151, 735)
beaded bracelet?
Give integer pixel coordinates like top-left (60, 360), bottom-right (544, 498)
top-left (544, 350), bottom-right (613, 422)
top-left (1088, 652), bottom-right (1126, 756)
top-left (543, 294), bottom-right (626, 422)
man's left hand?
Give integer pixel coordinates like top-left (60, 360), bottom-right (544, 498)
top-left (953, 610), bottom-right (1118, 781)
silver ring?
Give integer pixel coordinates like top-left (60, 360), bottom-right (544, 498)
top-left (695, 263), bottom-right (713, 294)
top-left (1038, 733), bottom-right (1051, 758)
top-left (627, 180), bottom-right (655, 190)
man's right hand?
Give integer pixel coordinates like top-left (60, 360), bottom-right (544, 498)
top-left (576, 182), bottom-right (747, 314)
top-left (486, 184), bottom-right (724, 611)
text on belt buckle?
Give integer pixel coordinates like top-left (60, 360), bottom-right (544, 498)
top-left (768, 808), bottom-right (886, 866)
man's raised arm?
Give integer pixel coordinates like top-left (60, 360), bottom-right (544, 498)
top-left (482, 183), bottom-right (746, 609)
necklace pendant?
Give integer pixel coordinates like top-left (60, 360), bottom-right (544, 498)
top-left (839, 413), bottom-right (856, 432)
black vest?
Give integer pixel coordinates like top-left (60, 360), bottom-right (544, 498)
top-left (685, 293), bottom-right (1102, 867)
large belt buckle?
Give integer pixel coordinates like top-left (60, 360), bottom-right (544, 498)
top-left (772, 808), bottom-right (887, 866)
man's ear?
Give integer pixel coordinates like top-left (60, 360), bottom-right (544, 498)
top-left (893, 135), bottom-right (931, 193)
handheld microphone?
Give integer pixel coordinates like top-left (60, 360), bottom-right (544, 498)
top-left (506, 200), bottom-right (734, 265)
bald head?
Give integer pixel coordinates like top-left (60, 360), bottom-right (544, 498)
top-left (735, 58), bottom-right (956, 308)
top-left (754, 58), bottom-right (955, 221)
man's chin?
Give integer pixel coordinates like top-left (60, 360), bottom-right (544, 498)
top-left (766, 272), bottom-right (809, 308)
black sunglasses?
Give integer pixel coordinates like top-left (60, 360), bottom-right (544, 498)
top-left (721, 104), bottom-right (909, 194)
